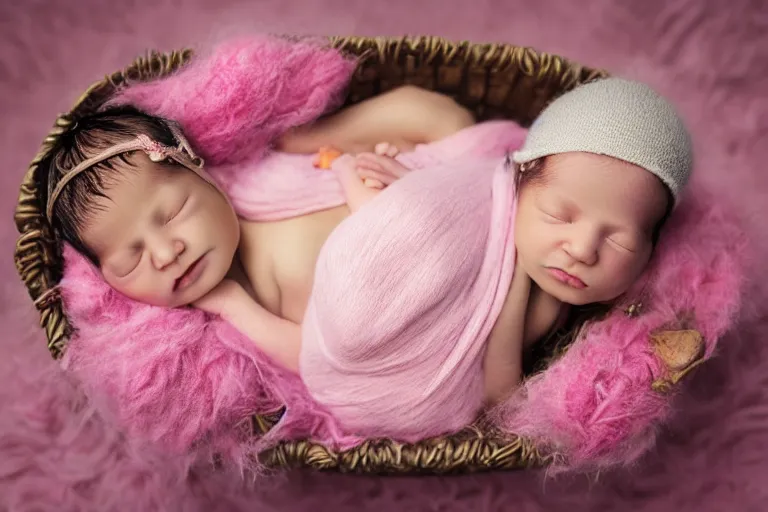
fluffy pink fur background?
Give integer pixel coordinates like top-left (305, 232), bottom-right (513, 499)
top-left (1, 0), bottom-right (766, 511)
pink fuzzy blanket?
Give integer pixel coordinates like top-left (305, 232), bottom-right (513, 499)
top-left (56, 35), bottom-right (745, 474)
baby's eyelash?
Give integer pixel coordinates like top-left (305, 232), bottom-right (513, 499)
top-left (545, 211), bottom-right (568, 223)
top-left (114, 255), bottom-right (141, 278)
top-left (117, 245), bottom-right (143, 274)
top-left (608, 237), bottom-right (636, 252)
top-left (165, 197), bottom-right (188, 223)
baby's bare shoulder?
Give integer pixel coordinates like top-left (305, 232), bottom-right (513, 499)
top-left (238, 207), bottom-right (349, 323)
top-left (237, 219), bottom-right (281, 316)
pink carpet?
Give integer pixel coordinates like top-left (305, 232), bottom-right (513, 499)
top-left (1, 0), bottom-right (766, 510)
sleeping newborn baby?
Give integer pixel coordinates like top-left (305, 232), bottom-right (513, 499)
top-left (45, 85), bottom-right (471, 372)
top-left (317, 78), bottom-right (692, 412)
top-left (45, 78), bottom-right (691, 440)
top-left (298, 78), bottom-right (692, 439)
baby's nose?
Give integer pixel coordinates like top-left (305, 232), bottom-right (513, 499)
top-left (152, 239), bottom-right (185, 269)
top-left (566, 233), bottom-right (599, 266)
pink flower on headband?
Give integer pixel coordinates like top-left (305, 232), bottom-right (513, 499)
top-left (137, 135), bottom-right (173, 162)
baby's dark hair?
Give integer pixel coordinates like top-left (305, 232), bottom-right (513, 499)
top-left (44, 105), bottom-right (180, 265)
top-left (515, 157), bottom-right (674, 246)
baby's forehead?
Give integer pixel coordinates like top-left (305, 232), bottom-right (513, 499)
top-left (82, 161), bottom-right (176, 232)
top-left (541, 153), bottom-right (668, 222)
top-left (105, 155), bottom-right (183, 190)
top-left (545, 153), bottom-right (658, 186)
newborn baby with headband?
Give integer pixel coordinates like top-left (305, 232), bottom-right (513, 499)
top-left (45, 85), bottom-right (473, 371)
top-left (45, 77), bottom-right (692, 439)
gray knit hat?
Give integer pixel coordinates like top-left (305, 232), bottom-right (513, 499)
top-left (512, 77), bottom-right (692, 204)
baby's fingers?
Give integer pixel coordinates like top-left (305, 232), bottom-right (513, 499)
top-left (356, 167), bottom-right (397, 187)
top-left (356, 153), bottom-right (410, 179)
top-left (363, 178), bottom-right (385, 189)
top-left (374, 142), bottom-right (400, 158)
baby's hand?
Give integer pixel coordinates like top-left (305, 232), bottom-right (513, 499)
top-left (192, 278), bottom-right (247, 318)
top-left (355, 142), bottom-right (410, 189)
top-left (328, 142), bottom-right (412, 213)
top-left (330, 153), bottom-right (381, 213)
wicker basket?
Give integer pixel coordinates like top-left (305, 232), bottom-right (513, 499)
top-left (14, 36), bottom-right (621, 474)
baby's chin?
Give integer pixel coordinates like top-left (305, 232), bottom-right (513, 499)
top-left (119, 284), bottom-right (211, 310)
top-left (169, 282), bottom-right (219, 309)
top-left (537, 282), bottom-right (590, 306)
top-left (126, 294), bottom-right (193, 309)
top-left (104, 263), bottom-right (227, 309)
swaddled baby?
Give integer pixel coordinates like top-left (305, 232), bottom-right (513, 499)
top-left (299, 78), bottom-right (692, 439)
top-left (315, 78), bottom-right (692, 415)
top-left (45, 78), bottom-right (691, 440)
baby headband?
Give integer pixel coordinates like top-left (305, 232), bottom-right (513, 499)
top-left (46, 121), bottom-right (211, 222)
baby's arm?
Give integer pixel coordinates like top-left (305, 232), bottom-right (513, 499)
top-left (483, 263), bottom-right (531, 405)
top-left (277, 85), bottom-right (475, 155)
top-left (193, 280), bottom-right (301, 373)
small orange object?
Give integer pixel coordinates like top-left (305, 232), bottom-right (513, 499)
top-left (313, 146), bottom-right (342, 170)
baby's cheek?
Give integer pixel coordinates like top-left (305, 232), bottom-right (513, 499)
top-left (629, 246), bottom-right (654, 276)
top-left (612, 253), bottom-right (649, 288)
top-left (108, 274), bottom-right (173, 307)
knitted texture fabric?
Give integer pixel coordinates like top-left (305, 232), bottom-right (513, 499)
top-left (512, 78), bottom-right (693, 204)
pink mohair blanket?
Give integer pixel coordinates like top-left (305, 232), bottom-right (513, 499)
top-left (58, 34), bottom-right (745, 473)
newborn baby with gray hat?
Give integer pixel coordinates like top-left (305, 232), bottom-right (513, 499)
top-left (487, 77), bottom-right (693, 401)
top-left (329, 77), bottom-right (694, 404)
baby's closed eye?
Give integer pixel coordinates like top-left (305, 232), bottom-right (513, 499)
top-left (113, 247), bottom-right (143, 277)
top-left (541, 209), bottom-right (570, 223)
top-left (607, 234), bottom-right (640, 252)
top-left (164, 196), bottom-right (189, 224)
